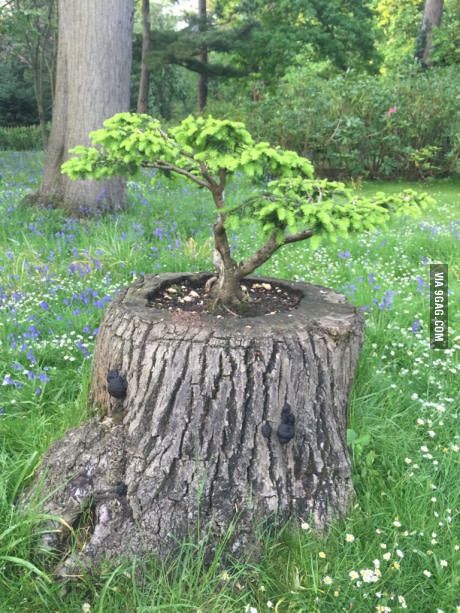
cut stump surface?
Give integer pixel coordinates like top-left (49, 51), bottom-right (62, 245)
top-left (28, 273), bottom-right (365, 574)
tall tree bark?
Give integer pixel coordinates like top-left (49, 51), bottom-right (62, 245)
top-left (31, 52), bottom-right (48, 149)
top-left (26, 273), bottom-right (364, 574)
top-left (137, 0), bottom-right (151, 113)
top-left (198, 0), bottom-right (208, 112)
top-left (29, 0), bottom-right (134, 215)
top-left (416, 0), bottom-right (444, 67)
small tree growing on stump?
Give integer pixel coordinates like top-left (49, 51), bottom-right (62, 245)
top-left (26, 115), bottom-right (433, 577)
top-left (62, 113), bottom-right (431, 310)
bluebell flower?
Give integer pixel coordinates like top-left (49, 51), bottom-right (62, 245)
top-left (379, 290), bottom-right (396, 310)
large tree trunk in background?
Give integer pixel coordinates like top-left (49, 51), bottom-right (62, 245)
top-left (30, 0), bottom-right (134, 215)
top-left (198, 0), bottom-right (208, 112)
top-left (27, 274), bottom-right (364, 575)
top-left (137, 0), bottom-right (151, 113)
top-left (416, 0), bottom-right (444, 67)
top-left (31, 55), bottom-right (48, 150)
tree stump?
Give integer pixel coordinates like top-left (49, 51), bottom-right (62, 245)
top-left (28, 273), bottom-right (364, 575)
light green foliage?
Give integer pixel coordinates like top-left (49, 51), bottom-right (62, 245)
top-left (63, 113), bottom-right (430, 258)
top-left (374, 0), bottom-right (421, 70)
top-left (63, 113), bottom-right (315, 183)
top-left (231, 177), bottom-right (432, 247)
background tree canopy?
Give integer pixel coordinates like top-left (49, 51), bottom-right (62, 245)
top-left (213, 0), bottom-right (380, 79)
top-left (1, 0), bottom-right (459, 178)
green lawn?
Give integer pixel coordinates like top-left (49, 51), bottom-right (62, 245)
top-left (0, 151), bottom-right (459, 612)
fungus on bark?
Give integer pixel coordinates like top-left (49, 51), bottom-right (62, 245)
top-left (106, 369), bottom-right (127, 399)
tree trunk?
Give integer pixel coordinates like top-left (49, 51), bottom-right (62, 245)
top-left (31, 54), bottom-right (48, 150)
top-left (27, 273), bottom-right (364, 576)
top-left (198, 0), bottom-right (208, 112)
top-left (137, 0), bottom-right (151, 114)
top-left (29, 0), bottom-right (134, 215)
top-left (416, 0), bottom-right (444, 67)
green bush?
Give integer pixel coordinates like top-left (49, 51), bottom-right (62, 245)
top-left (209, 66), bottom-right (460, 179)
top-left (0, 63), bottom-right (41, 127)
top-left (0, 124), bottom-right (44, 151)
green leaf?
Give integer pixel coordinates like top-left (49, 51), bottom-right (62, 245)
top-left (310, 234), bottom-right (322, 250)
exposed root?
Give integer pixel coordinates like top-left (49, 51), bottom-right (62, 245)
top-left (204, 276), bottom-right (217, 293)
top-left (221, 303), bottom-right (239, 317)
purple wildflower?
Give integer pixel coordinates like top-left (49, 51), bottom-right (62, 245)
top-left (379, 290), bottom-right (396, 310)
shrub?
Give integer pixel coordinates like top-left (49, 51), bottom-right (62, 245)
top-left (209, 66), bottom-right (460, 179)
top-left (0, 125), bottom-right (44, 151)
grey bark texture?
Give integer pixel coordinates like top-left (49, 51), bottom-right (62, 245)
top-left (198, 0), bottom-right (208, 112)
top-left (416, 0), bottom-right (444, 66)
top-left (137, 0), bottom-right (151, 114)
top-left (28, 273), bottom-right (364, 576)
top-left (31, 0), bottom-right (134, 215)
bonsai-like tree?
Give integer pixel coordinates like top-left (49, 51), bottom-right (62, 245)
top-left (62, 113), bottom-right (430, 308)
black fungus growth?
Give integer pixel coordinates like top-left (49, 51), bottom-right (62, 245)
top-left (107, 369), bottom-right (127, 399)
top-left (277, 403), bottom-right (296, 444)
top-left (115, 482), bottom-right (128, 497)
top-left (277, 422), bottom-right (295, 444)
top-left (261, 422), bottom-right (272, 438)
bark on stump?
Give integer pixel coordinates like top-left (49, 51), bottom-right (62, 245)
top-left (29, 273), bottom-right (364, 575)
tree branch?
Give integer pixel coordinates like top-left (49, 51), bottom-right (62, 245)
top-left (284, 229), bottom-right (314, 244)
top-left (199, 161), bottom-right (217, 188)
top-left (152, 161), bottom-right (210, 189)
top-left (238, 229), bottom-right (314, 278)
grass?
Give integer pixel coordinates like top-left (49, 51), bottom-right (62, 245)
top-left (0, 150), bottom-right (459, 612)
